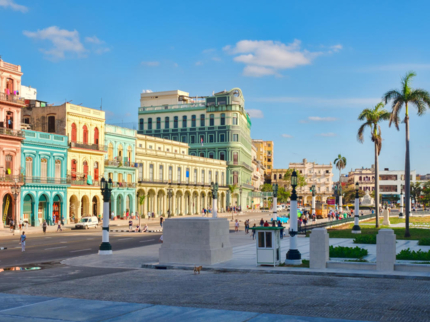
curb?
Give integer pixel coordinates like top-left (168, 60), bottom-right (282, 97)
top-left (140, 264), bottom-right (430, 281)
top-left (110, 229), bottom-right (162, 233)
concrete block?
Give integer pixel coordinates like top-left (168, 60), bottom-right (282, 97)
top-left (159, 217), bottom-right (232, 265)
top-left (376, 229), bottom-right (396, 271)
top-left (310, 228), bottom-right (329, 269)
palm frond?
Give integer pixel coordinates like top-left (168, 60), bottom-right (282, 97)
top-left (409, 89), bottom-right (430, 115)
top-left (358, 108), bottom-right (372, 121)
top-left (389, 98), bottom-right (403, 130)
top-left (383, 90), bottom-right (401, 104)
top-left (357, 122), bottom-right (371, 143)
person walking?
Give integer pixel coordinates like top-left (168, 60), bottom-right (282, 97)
top-left (244, 219), bottom-right (249, 234)
top-left (56, 221), bottom-right (62, 232)
top-left (263, 220), bottom-right (269, 227)
top-left (251, 223), bottom-right (256, 240)
top-left (278, 220), bottom-right (284, 239)
top-left (160, 216), bottom-right (164, 228)
top-left (20, 231), bottom-right (26, 252)
top-left (53, 214), bottom-right (56, 225)
top-left (111, 211), bottom-right (114, 220)
top-left (42, 220), bottom-right (47, 234)
top-left (259, 218), bottom-right (264, 226)
top-left (129, 219), bottom-right (133, 231)
top-left (10, 219), bottom-right (14, 233)
top-left (234, 219), bottom-right (239, 232)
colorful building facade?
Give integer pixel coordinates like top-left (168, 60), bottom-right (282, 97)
top-left (20, 130), bottom-right (70, 226)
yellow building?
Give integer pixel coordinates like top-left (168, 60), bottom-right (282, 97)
top-left (23, 103), bottom-right (106, 222)
top-left (135, 134), bottom-right (228, 217)
top-left (252, 139), bottom-right (273, 179)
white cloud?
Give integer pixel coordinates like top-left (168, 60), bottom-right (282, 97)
top-left (195, 61), bottom-right (203, 66)
top-left (251, 96), bottom-right (379, 108)
top-left (23, 26), bottom-right (85, 59)
top-left (224, 39), bottom-right (342, 77)
top-left (328, 44), bottom-right (343, 53)
top-left (316, 133), bottom-right (337, 137)
top-left (85, 36), bottom-right (103, 44)
top-left (247, 109), bottom-right (264, 119)
top-left (142, 89), bottom-right (153, 93)
top-left (0, 0), bottom-right (28, 12)
top-left (307, 116), bottom-right (338, 122)
top-left (85, 36), bottom-right (110, 54)
top-left (282, 134), bottom-right (293, 138)
top-left (141, 61), bottom-right (159, 66)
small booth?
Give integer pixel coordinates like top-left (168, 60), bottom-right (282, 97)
top-left (251, 226), bottom-right (283, 267)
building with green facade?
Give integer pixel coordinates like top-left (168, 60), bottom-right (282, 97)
top-left (137, 88), bottom-right (253, 208)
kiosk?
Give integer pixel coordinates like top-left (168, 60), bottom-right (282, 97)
top-left (251, 226), bottom-right (283, 267)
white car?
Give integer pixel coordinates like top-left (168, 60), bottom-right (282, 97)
top-left (277, 205), bottom-right (283, 211)
top-left (75, 216), bottom-right (99, 229)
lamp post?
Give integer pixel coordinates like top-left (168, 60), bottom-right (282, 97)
top-left (211, 181), bottom-right (218, 218)
top-left (338, 184), bottom-right (343, 213)
top-left (286, 170), bottom-right (302, 265)
top-left (352, 182), bottom-right (361, 234)
top-left (239, 185), bottom-right (243, 213)
top-left (99, 177), bottom-right (113, 255)
top-left (400, 184), bottom-right (404, 218)
top-left (136, 191), bottom-right (140, 229)
top-left (11, 178), bottom-right (21, 234)
top-left (272, 183), bottom-right (278, 222)
top-left (167, 188), bottom-right (173, 218)
top-left (311, 184), bottom-right (316, 220)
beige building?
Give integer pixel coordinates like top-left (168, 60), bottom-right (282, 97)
top-left (347, 166), bottom-right (375, 192)
top-left (134, 134), bottom-right (228, 216)
top-left (252, 140), bottom-right (273, 179)
top-left (251, 144), bottom-right (265, 191)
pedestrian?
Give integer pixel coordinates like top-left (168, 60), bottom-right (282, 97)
top-left (56, 221), bottom-right (62, 232)
top-left (260, 218), bottom-right (264, 226)
top-left (10, 219), bottom-right (14, 233)
top-left (278, 220), bottom-right (284, 239)
top-left (135, 224), bottom-right (140, 232)
top-left (19, 231), bottom-right (26, 252)
top-left (53, 214), bottom-right (56, 224)
top-left (160, 216), bottom-right (164, 228)
top-left (235, 219), bottom-right (239, 232)
top-left (142, 224), bottom-right (148, 232)
top-left (335, 212), bottom-right (339, 221)
top-left (111, 211), bottom-right (114, 220)
top-left (245, 219), bottom-right (249, 234)
top-left (19, 218), bottom-right (23, 230)
top-left (159, 235), bottom-right (163, 243)
top-left (361, 211), bottom-right (364, 216)
top-left (271, 219), bottom-right (276, 227)
top-left (204, 208), bottom-right (207, 216)
top-left (129, 219), bottom-right (133, 231)
top-left (252, 224), bottom-right (256, 240)
top-left (263, 220), bottom-right (269, 227)
top-left (42, 220), bottom-right (47, 234)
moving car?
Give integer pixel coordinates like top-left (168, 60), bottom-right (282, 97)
top-left (75, 216), bottom-right (99, 229)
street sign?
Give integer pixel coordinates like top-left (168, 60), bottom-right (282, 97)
top-left (327, 197), bottom-right (336, 205)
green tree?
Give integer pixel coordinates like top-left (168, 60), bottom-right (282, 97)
top-left (228, 184), bottom-right (237, 208)
top-left (410, 182), bottom-right (423, 205)
top-left (139, 194), bottom-right (146, 218)
top-left (343, 186), bottom-right (365, 204)
top-left (277, 187), bottom-right (291, 203)
top-left (384, 71), bottom-right (430, 237)
top-left (282, 169), bottom-right (306, 188)
top-left (357, 102), bottom-right (391, 228)
top-left (422, 182), bottom-right (430, 208)
top-left (334, 154), bottom-right (347, 183)
top-left (260, 183), bottom-right (273, 192)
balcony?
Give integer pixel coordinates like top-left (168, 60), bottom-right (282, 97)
top-left (104, 160), bottom-right (137, 168)
top-left (67, 172), bottom-right (100, 186)
top-left (0, 126), bottom-right (25, 138)
top-left (139, 102), bottom-right (206, 113)
top-left (137, 179), bottom-right (220, 187)
top-left (112, 182), bottom-right (136, 188)
top-left (0, 93), bottom-right (25, 105)
top-left (241, 183), bottom-right (254, 190)
top-left (70, 141), bottom-right (107, 152)
top-left (0, 174), bottom-right (24, 183)
top-left (24, 176), bottom-right (70, 185)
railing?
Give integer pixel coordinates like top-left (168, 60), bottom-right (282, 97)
top-left (297, 213), bottom-right (375, 234)
top-left (112, 182), bottom-right (136, 188)
top-left (70, 141), bottom-right (107, 152)
top-left (139, 102), bottom-right (206, 113)
top-left (137, 179), bottom-right (219, 186)
top-left (24, 176), bottom-right (70, 184)
top-left (67, 173), bottom-right (100, 186)
top-left (104, 160), bottom-right (138, 168)
top-left (105, 160), bottom-right (119, 166)
top-left (0, 174), bottom-right (24, 183)
top-left (0, 59), bottom-right (20, 72)
top-left (0, 126), bottom-right (25, 138)
top-left (0, 93), bottom-right (25, 105)
top-left (241, 162), bottom-right (253, 172)
top-left (241, 183), bottom-right (254, 190)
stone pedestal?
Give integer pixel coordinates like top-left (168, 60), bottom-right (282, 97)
top-left (382, 208), bottom-right (390, 226)
top-left (159, 217), bottom-right (232, 265)
top-left (310, 228), bottom-right (329, 269)
top-left (376, 229), bottom-right (396, 271)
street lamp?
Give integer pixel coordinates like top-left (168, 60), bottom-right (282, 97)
top-left (311, 184), bottom-right (316, 220)
top-left (272, 183), bottom-right (279, 222)
top-left (239, 185), bottom-right (243, 213)
top-left (338, 184), bottom-right (343, 213)
top-left (99, 177), bottom-right (113, 255)
top-left (400, 184), bottom-right (404, 218)
top-left (167, 188), bottom-right (173, 218)
top-left (352, 182), bottom-right (361, 234)
top-left (136, 191), bottom-right (141, 229)
top-left (211, 181), bottom-right (218, 218)
top-left (11, 178), bottom-right (20, 234)
top-left (286, 170), bottom-right (302, 265)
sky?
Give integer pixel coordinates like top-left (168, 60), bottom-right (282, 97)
top-left (1, 0), bottom-right (430, 178)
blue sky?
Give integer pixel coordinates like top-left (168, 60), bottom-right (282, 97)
top-left (1, 0), bottom-right (430, 177)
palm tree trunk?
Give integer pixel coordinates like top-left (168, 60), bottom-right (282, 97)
top-left (405, 115), bottom-right (411, 237)
top-left (375, 142), bottom-right (379, 228)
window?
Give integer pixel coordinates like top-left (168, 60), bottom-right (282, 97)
top-left (220, 134), bottom-right (225, 142)
top-left (165, 117), bottom-right (169, 129)
top-left (221, 172), bottom-right (225, 185)
top-left (48, 116), bottom-right (55, 133)
top-left (200, 114), bottom-right (205, 127)
top-left (209, 135), bottom-right (214, 143)
top-left (94, 161), bottom-right (99, 180)
top-left (258, 232), bottom-right (273, 248)
top-left (156, 117), bottom-right (161, 129)
top-left (380, 175), bottom-right (398, 181)
top-left (139, 119), bottom-right (144, 131)
top-left (118, 144), bottom-right (123, 160)
top-left (220, 152), bottom-right (225, 160)
top-left (200, 135), bottom-right (204, 144)
top-left (83, 125), bottom-right (88, 144)
top-left (232, 113), bottom-right (238, 125)
top-left (174, 116), bottom-right (178, 128)
top-left (194, 169), bottom-right (197, 184)
top-left (209, 171), bottom-right (212, 183)
top-left (149, 145), bottom-right (153, 149)
top-left (209, 152), bottom-right (214, 159)
top-left (233, 152), bottom-right (238, 165)
top-left (83, 161), bottom-right (88, 178)
top-left (210, 114), bottom-right (214, 126)
top-left (41, 158), bottom-right (48, 180)
top-left (220, 113), bottom-right (225, 125)
top-left (127, 174), bottom-right (132, 183)
top-left (191, 115), bottom-right (196, 127)
top-left (24, 117), bottom-right (30, 124)
top-left (55, 160), bottom-right (61, 179)
top-left (71, 159), bottom-right (77, 179)
top-left (94, 127), bottom-right (99, 145)
top-left (216, 171), bottom-right (219, 184)
top-left (233, 134), bottom-right (238, 142)
top-left (138, 164), bottom-right (143, 181)
top-left (233, 171), bottom-right (238, 185)
top-left (118, 173), bottom-right (123, 182)
top-left (190, 136), bottom-right (195, 144)
top-left (202, 170), bottom-right (205, 184)
top-left (71, 123), bottom-right (77, 142)
top-left (159, 165), bottom-right (163, 181)
top-left (25, 157), bottom-right (33, 177)
top-left (149, 164), bottom-right (154, 181)
top-left (186, 167), bottom-right (190, 183)
top-left (200, 153), bottom-right (204, 157)
top-left (182, 115), bottom-right (187, 128)
top-left (148, 118), bottom-right (153, 130)
top-left (181, 136), bottom-right (187, 143)
top-left (169, 166), bottom-right (173, 182)
top-left (177, 167), bottom-right (181, 182)
top-left (380, 185), bottom-right (398, 192)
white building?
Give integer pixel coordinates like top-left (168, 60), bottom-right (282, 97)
top-left (379, 168), bottom-right (416, 202)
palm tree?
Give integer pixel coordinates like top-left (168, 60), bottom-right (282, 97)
top-left (334, 154), bottom-right (347, 183)
top-left (357, 102), bottom-right (391, 228)
top-left (384, 71), bottom-right (430, 237)
top-left (228, 184), bottom-right (237, 219)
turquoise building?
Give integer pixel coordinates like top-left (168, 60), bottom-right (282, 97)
top-left (104, 125), bottom-right (137, 218)
top-left (20, 130), bottom-right (70, 226)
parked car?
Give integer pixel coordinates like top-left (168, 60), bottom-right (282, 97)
top-left (75, 216), bottom-right (98, 229)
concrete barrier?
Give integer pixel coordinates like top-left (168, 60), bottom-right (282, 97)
top-left (309, 228), bottom-right (329, 269)
top-left (376, 229), bottom-right (396, 271)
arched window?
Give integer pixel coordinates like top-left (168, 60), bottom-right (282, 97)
top-left (127, 146), bottom-right (132, 163)
top-left (55, 160), bottom-right (61, 179)
top-left (118, 144), bottom-right (123, 161)
top-left (359, 176), bottom-right (362, 181)
top-left (220, 152), bottom-right (225, 160)
top-left (83, 125), bottom-right (88, 144)
top-left (94, 161), bottom-right (99, 181)
top-left (48, 115), bottom-right (56, 133)
top-left (232, 113), bottom-right (238, 125)
top-left (174, 116), bottom-right (178, 128)
top-left (182, 115), bottom-right (187, 128)
top-left (165, 116), bottom-right (170, 129)
top-left (108, 172), bottom-right (113, 180)
top-left (94, 127), bottom-right (99, 145)
top-left (200, 114), bottom-right (205, 127)
top-left (41, 158), bottom-right (48, 179)
top-left (156, 117), bottom-right (161, 129)
top-left (191, 115), bottom-right (196, 127)
top-left (220, 113), bottom-right (225, 125)
top-left (139, 119), bottom-right (144, 131)
top-left (209, 152), bottom-right (214, 159)
top-left (25, 157), bottom-right (33, 177)
top-left (71, 123), bottom-right (77, 142)
top-left (108, 143), bottom-right (114, 161)
top-left (215, 171), bottom-right (219, 184)
top-left (149, 164), bottom-right (154, 181)
top-left (83, 161), bottom-right (89, 178)
top-left (118, 173), bottom-right (123, 182)
top-left (127, 174), bottom-right (132, 183)
top-left (148, 118), bottom-right (152, 130)
top-left (279, 174), bottom-right (283, 179)
top-left (210, 114), bottom-right (214, 126)
top-left (71, 159), bottom-right (77, 179)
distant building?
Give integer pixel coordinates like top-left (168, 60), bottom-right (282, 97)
top-left (347, 165), bottom-right (375, 192)
top-left (252, 139), bottom-right (273, 179)
top-left (379, 168), bottom-right (417, 203)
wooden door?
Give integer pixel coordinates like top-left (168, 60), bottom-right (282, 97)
top-left (83, 161), bottom-right (88, 178)
top-left (94, 127), bottom-right (99, 145)
top-left (71, 124), bottom-right (77, 142)
top-left (71, 160), bottom-right (77, 179)
top-left (83, 126), bottom-right (88, 144)
top-left (6, 78), bottom-right (13, 94)
top-left (94, 162), bottom-right (99, 180)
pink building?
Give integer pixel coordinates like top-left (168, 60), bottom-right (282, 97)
top-left (0, 59), bottom-right (25, 229)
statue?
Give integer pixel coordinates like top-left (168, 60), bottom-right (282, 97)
top-left (360, 191), bottom-right (374, 206)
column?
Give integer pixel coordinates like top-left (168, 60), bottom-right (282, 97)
top-left (311, 194), bottom-right (316, 219)
top-left (286, 187), bottom-right (302, 265)
top-left (99, 191), bottom-right (112, 255)
top-left (339, 195), bottom-right (343, 213)
top-left (400, 193), bottom-right (404, 217)
top-left (352, 188), bottom-right (361, 234)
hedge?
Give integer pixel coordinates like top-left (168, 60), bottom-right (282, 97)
top-left (329, 245), bottom-right (368, 258)
top-left (353, 235), bottom-right (377, 244)
top-left (397, 248), bottom-right (430, 261)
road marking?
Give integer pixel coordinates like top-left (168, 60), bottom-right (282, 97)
top-left (140, 239), bottom-right (155, 242)
top-left (70, 248), bottom-right (92, 253)
top-left (45, 246), bottom-right (67, 250)
top-left (117, 238), bottom-right (132, 241)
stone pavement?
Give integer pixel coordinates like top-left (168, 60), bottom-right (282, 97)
top-left (0, 293), bottom-right (364, 321)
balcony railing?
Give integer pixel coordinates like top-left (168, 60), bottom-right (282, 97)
top-left (137, 178), bottom-right (223, 187)
top-left (0, 126), bottom-right (25, 138)
top-left (0, 93), bottom-right (25, 105)
top-left (104, 160), bottom-right (137, 168)
top-left (67, 172), bottom-right (100, 186)
top-left (24, 176), bottom-right (70, 184)
top-left (112, 182), bottom-right (136, 188)
top-left (0, 174), bottom-right (24, 183)
top-left (139, 102), bottom-right (205, 113)
top-left (70, 141), bottom-right (107, 152)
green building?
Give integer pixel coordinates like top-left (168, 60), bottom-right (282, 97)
top-left (137, 88), bottom-right (253, 208)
